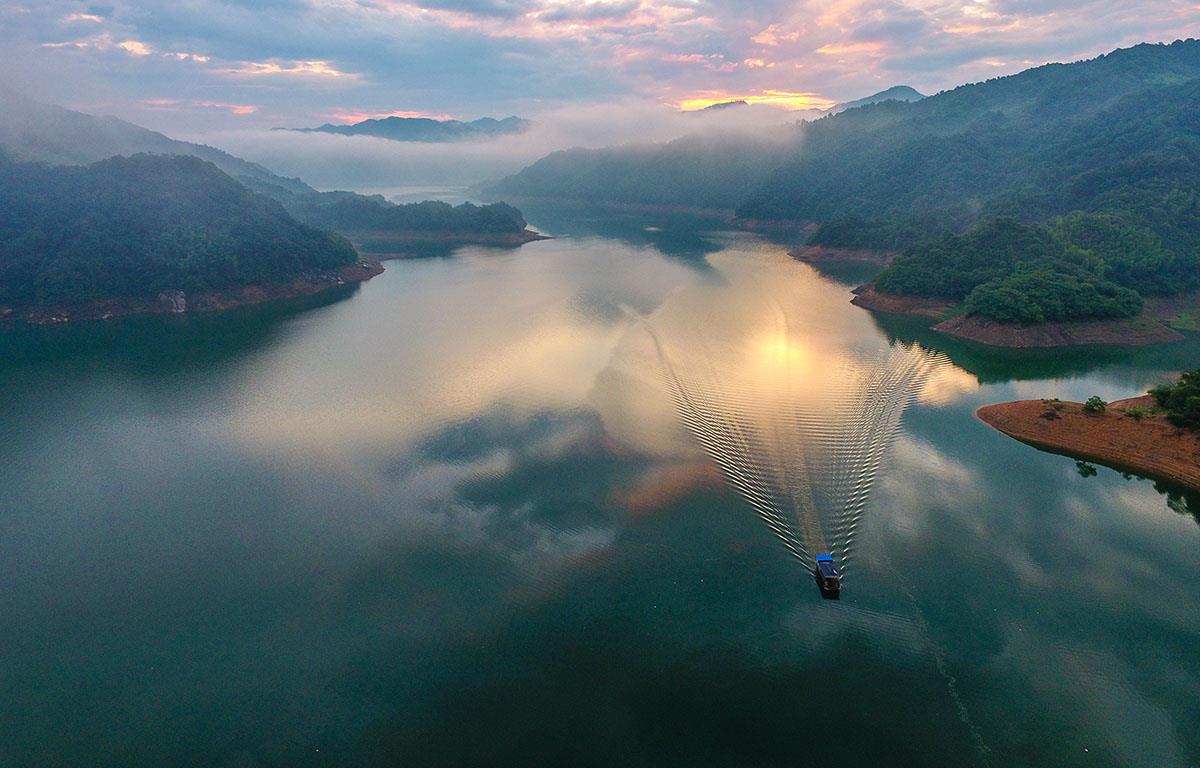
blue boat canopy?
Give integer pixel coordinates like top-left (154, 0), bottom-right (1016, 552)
top-left (816, 553), bottom-right (833, 562)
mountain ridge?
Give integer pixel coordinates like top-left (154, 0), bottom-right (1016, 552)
top-left (287, 115), bottom-right (531, 143)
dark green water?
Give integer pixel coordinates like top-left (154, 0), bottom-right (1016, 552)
top-left (1, 215), bottom-right (1198, 767)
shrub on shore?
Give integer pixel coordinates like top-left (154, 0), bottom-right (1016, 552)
top-left (1150, 370), bottom-right (1200, 429)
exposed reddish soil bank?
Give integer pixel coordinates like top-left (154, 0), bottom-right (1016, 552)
top-left (348, 228), bottom-right (550, 247)
top-left (850, 285), bottom-right (952, 319)
top-left (934, 312), bottom-right (1184, 347)
top-left (977, 396), bottom-right (1200, 493)
top-left (851, 283), bottom-right (1191, 347)
top-left (790, 245), bottom-right (896, 266)
top-left (2, 261), bottom-right (384, 326)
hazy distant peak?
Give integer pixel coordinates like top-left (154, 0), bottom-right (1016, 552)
top-left (0, 91), bottom-right (316, 195)
top-left (699, 100), bottom-right (749, 111)
top-left (285, 115), bottom-right (532, 143)
top-left (831, 85), bottom-right (925, 114)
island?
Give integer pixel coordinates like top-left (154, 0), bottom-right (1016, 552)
top-left (977, 371), bottom-right (1200, 493)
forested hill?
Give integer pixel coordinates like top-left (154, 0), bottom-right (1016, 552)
top-left (0, 92), bottom-right (534, 239)
top-left (0, 153), bottom-right (356, 307)
top-left (487, 40), bottom-right (1200, 222)
top-left (238, 178), bottom-right (533, 236)
top-left (736, 39), bottom-right (1200, 224)
top-left (482, 131), bottom-right (801, 210)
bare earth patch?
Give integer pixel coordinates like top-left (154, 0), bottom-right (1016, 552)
top-left (934, 312), bottom-right (1183, 348)
top-left (977, 396), bottom-right (1200, 493)
top-left (849, 285), bottom-right (953, 319)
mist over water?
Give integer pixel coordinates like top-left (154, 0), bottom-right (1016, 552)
top-left (195, 99), bottom-right (804, 194)
top-left (637, 247), bottom-right (952, 574)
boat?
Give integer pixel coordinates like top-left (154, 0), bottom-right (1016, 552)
top-left (815, 553), bottom-right (841, 596)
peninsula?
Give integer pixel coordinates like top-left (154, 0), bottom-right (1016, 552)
top-left (977, 374), bottom-right (1200, 493)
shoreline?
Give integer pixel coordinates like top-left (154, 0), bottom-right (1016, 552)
top-left (851, 284), bottom-right (1191, 348)
top-left (1, 260), bottom-right (384, 326)
top-left (346, 228), bottom-right (550, 247)
top-left (476, 196), bottom-right (734, 219)
top-left (790, 245), bottom-right (896, 266)
top-left (850, 284), bottom-right (952, 319)
top-left (977, 396), bottom-right (1200, 494)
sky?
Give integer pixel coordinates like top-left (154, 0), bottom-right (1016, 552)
top-left (3, 0), bottom-right (1199, 133)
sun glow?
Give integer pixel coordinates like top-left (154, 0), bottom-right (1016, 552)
top-left (677, 90), bottom-right (836, 112)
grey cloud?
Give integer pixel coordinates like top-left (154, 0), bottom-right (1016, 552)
top-left (538, 0), bottom-right (640, 22)
top-left (411, 0), bottom-right (537, 18)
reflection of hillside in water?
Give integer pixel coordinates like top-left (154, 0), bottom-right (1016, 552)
top-left (519, 202), bottom-right (729, 263)
top-left (868, 307), bottom-right (1200, 386)
top-left (627, 252), bottom-right (961, 576)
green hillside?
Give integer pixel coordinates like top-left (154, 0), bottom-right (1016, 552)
top-left (0, 153), bottom-right (356, 307)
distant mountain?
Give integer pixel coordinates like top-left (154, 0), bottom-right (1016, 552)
top-left (700, 101), bottom-right (749, 111)
top-left (482, 130), bottom-right (801, 210)
top-left (289, 115), bottom-right (531, 143)
top-left (0, 153), bottom-right (356, 309)
top-left (830, 85), bottom-right (924, 114)
top-left (0, 89), bottom-right (314, 195)
top-left (736, 40), bottom-right (1200, 223)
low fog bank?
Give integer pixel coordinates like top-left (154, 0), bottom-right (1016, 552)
top-left (190, 99), bottom-right (812, 199)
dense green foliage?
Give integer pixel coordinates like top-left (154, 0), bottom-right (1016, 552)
top-left (240, 179), bottom-right (529, 235)
top-left (1150, 370), bottom-right (1200, 428)
top-left (876, 218), bottom-right (1146, 322)
top-left (806, 215), bottom-right (951, 252)
top-left (0, 154), bottom-right (356, 306)
top-left (963, 268), bottom-right (1142, 323)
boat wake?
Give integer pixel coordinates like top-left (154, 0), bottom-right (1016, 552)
top-left (636, 275), bottom-right (952, 579)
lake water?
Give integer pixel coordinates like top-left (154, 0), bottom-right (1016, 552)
top-left (1, 210), bottom-right (1198, 767)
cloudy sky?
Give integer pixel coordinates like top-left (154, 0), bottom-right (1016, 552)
top-left (3, 0), bottom-right (1199, 132)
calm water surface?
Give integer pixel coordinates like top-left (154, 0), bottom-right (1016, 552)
top-left (1, 211), bottom-right (1198, 767)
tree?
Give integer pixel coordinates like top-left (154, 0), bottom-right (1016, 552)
top-left (1150, 370), bottom-right (1200, 428)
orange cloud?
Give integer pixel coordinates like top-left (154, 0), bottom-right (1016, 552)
top-left (321, 108), bottom-right (456, 123)
top-left (117, 39), bottom-right (152, 56)
top-left (815, 41), bottom-right (885, 56)
top-left (215, 59), bottom-right (361, 80)
top-left (752, 24), bottom-right (800, 46)
top-left (677, 89), bottom-right (836, 112)
top-left (142, 98), bottom-right (258, 115)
